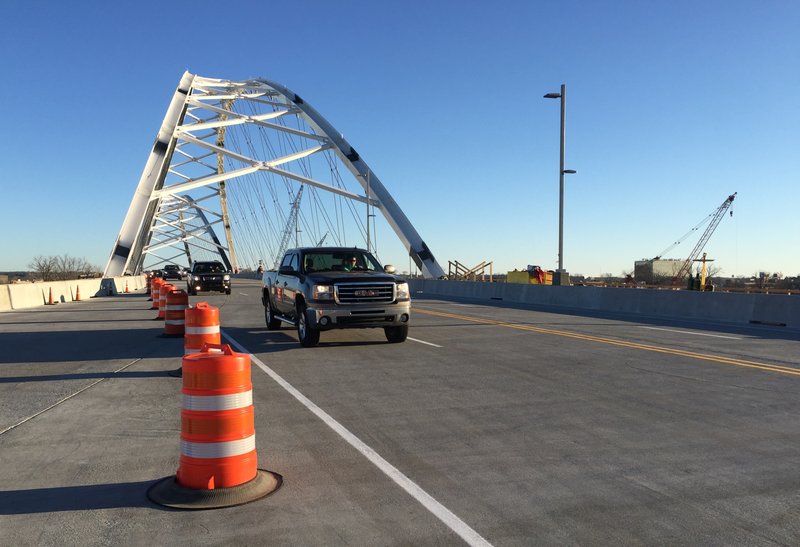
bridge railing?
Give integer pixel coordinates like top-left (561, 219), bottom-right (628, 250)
top-left (409, 278), bottom-right (800, 331)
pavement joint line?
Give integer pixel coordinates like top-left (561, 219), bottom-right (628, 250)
top-left (221, 329), bottom-right (493, 547)
top-left (408, 337), bottom-right (443, 348)
top-left (415, 307), bottom-right (800, 378)
top-left (0, 358), bottom-right (142, 437)
top-left (639, 326), bottom-right (742, 340)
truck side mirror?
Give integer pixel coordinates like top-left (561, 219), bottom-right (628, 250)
top-left (279, 266), bottom-right (296, 276)
top-left (384, 265), bottom-right (396, 274)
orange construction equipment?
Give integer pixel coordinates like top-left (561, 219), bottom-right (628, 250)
top-left (157, 283), bottom-right (175, 320)
top-left (150, 278), bottom-right (163, 309)
top-left (164, 289), bottom-right (189, 337)
top-left (124, 280), bottom-right (130, 293)
top-left (178, 344), bottom-right (258, 489)
top-left (146, 275), bottom-right (152, 297)
top-left (45, 287), bottom-right (56, 305)
top-left (147, 344), bottom-right (281, 509)
top-left (184, 302), bottom-right (220, 354)
top-left (75, 285), bottom-right (82, 301)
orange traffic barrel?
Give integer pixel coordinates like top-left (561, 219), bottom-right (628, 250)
top-left (147, 344), bottom-right (281, 509)
top-left (164, 289), bottom-right (189, 337)
top-left (178, 344), bottom-right (257, 489)
top-left (157, 283), bottom-right (175, 320)
top-left (146, 274), bottom-right (152, 296)
top-left (150, 278), bottom-right (164, 309)
top-left (185, 302), bottom-right (220, 354)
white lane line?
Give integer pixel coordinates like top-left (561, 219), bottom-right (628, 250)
top-left (639, 326), bottom-right (742, 340)
top-left (221, 330), bottom-right (491, 547)
top-left (239, 292), bottom-right (249, 296)
top-left (408, 337), bottom-right (443, 348)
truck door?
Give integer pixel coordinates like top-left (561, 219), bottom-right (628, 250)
top-left (276, 252), bottom-right (299, 313)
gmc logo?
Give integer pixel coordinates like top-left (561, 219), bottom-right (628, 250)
top-left (354, 289), bottom-right (378, 297)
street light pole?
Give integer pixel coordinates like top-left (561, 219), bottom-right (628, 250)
top-left (544, 83), bottom-right (576, 286)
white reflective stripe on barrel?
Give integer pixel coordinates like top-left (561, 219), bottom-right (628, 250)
top-left (183, 390), bottom-right (253, 411)
top-left (165, 319), bottom-right (185, 325)
top-left (184, 347), bottom-right (202, 354)
top-left (185, 325), bottom-right (220, 335)
top-left (180, 435), bottom-right (256, 459)
top-left (166, 305), bottom-right (187, 311)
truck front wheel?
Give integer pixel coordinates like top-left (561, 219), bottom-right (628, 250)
top-left (384, 325), bottom-right (408, 343)
top-left (297, 306), bottom-right (320, 347)
top-left (264, 296), bottom-right (281, 330)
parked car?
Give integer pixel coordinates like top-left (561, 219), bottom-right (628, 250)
top-left (188, 261), bottom-right (231, 295)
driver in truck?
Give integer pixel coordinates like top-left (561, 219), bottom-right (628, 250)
top-left (342, 255), bottom-right (358, 272)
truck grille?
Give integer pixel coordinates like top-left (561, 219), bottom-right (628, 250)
top-left (335, 282), bottom-right (395, 304)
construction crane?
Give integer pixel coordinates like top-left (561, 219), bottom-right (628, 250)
top-left (272, 186), bottom-right (304, 269)
top-left (671, 192), bottom-right (737, 284)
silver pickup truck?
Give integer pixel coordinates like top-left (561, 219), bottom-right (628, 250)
top-left (261, 247), bottom-right (411, 347)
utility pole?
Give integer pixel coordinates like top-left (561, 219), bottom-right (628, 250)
top-left (544, 84), bottom-right (577, 286)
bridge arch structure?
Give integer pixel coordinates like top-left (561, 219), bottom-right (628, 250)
top-left (104, 72), bottom-right (444, 278)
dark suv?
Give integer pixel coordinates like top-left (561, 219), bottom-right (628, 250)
top-left (188, 261), bottom-right (231, 295)
top-left (162, 264), bottom-right (184, 280)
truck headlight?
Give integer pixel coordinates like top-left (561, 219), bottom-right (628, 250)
top-left (313, 284), bottom-right (333, 300)
top-left (396, 282), bottom-right (410, 300)
top-left (193, 276), bottom-right (200, 281)
top-left (223, 274), bottom-right (230, 281)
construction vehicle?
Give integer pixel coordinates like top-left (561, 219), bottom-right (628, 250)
top-left (671, 192), bottom-right (736, 284)
top-left (507, 265), bottom-right (553, 285)
top-left (643, 192), bottom-right (736, 286)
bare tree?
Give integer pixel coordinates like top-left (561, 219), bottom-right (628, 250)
top-left (694, 264), bottom-right (723, 277)
top-left (29, 254), bottom-right (100, 281)
top-left (28, 255), bottom-right (57, 281)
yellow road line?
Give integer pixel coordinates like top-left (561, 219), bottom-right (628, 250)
top-left (415, 307), bottom-right (800, 378)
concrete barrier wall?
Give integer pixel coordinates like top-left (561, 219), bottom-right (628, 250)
top-left (410, 280), bottom-right (800, 331)
top-left (0, 276), bottom-right (146, 312)
top-left (0, 285), bottom-right (11, 311)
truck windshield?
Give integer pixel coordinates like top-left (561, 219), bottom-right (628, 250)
top-left (195, 263), bottom-right (226, 273)
top-left (302, 252), bottom-right (382, 273)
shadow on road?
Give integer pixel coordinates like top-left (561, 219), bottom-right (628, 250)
top-left (222, 326), bottom-right (393, 354)
top-left (0, 370), bottom-right (174, 383)
top-left (0, 328), bottom-right (183, 364)
top-left (0, 481), bottom-right (169, 514)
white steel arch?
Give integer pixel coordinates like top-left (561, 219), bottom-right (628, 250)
top-left (104, 71), bottom-right (445, 278)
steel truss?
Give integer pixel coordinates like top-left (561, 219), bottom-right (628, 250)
top-left (104, 71), bottom-right (445, 278)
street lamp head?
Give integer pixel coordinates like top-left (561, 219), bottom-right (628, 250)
top-left (563, 169), bottom-right (576, 174)
top-left (543, 93), bottom-right (561, 99)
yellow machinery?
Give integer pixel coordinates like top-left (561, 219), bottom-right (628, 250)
top-left (507, 266), bottom-right (553, 285)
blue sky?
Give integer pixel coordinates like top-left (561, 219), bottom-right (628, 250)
top-left (1, 0), bottom-right (798, 277)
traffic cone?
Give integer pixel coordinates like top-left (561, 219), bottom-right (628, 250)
top-left (162, 289), bottom-right (189, 337)
top-left (45, 287), bottom-right (56, 305)
top-left (184, 303), bottom-right (221, 353)
top-left (169, 301), bottom-right (220, 377)
top-left (125, 281), bottom-right (129, 293)
top-left (156, 283), bottom-right (175, 320)
top-left (75, 285), bottom-right (82, 301)
top-left (150, 278), bottom-right (163, 309)
top-left (147, 344), bottom-right (281, 509)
